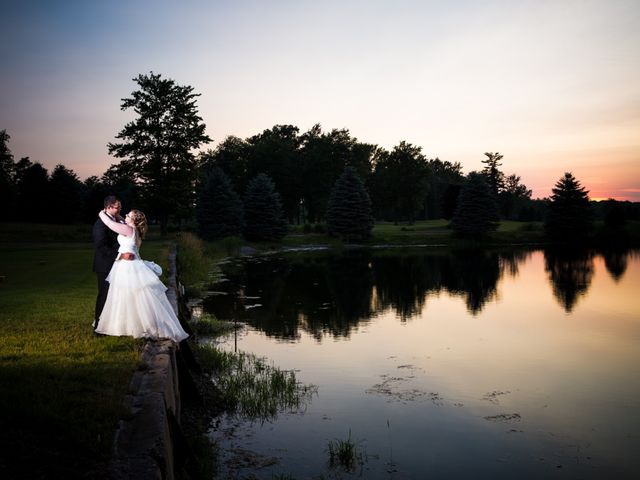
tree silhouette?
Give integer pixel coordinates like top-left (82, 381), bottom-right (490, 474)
top-left (245, 125), bottom-right (302, 223)
top-left (481, 152), bottom-right (504, 198)
top-left (108, 72), bottom-right (211, 234)
top-left (424, 158), bottom-right (464, 219)
top-left (603, 199), bottom-right (627, 230)
top-left (371, 141), bottom-right (428, 223)
top-left (49, 164), bottom-right (84, 224)
top-left (500, 173), bottom-right (532, 219)
top-left (0, 130), bottom-right (17, 220)
top-left (450, 172), bottom-right (499, 237)
top-left (196, 168), bottom-right (243, 240)
top-left (544, 172), bottom-right (592, 241)
top-left (327, 166), bottom-right (373, 242)
top-left (243, 173), bottom-right (288, 241)
top-left (15, 160), bottom-right (49, 222)
top-left (197, 135), bottom-right (249, 196)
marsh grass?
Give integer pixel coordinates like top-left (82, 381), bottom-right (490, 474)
top-left (327, 429), bottom-right (367, 472)
top-left (0, 240), bottom-right (170, 478)
top-left (190, 312), bottom-right (237, 337)
top-left (194, 345), bottom-right (316, 421)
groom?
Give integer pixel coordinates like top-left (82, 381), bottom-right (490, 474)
top-left (92, 195), bottom-right (122, 332)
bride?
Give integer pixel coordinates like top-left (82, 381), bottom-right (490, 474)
top-left (94, 209), bottom-right (189, 343)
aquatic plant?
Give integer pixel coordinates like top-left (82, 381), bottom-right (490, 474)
top-left (189, 313), bottom-right (237, 337)
top-left (197, 345), bottom-right (317, 421)
top-left (327, 430), bottom-right (367, 472)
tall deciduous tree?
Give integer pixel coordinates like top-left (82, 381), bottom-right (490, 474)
top-left (197, 135), bottom-right (249, 195)
top-left (243, 173), bottom-right (288, 241)
top-left (424, 158), bottom-right (465, 219)
top-left (245, 125), bottom-right (302, 223)
top-left (196, 168), bottom-right (243, 240)
top-left (371, 141), bottom-right (429, 223)
top-left (327, 166), bottom-right (373, 242)
top-left (0, 130), bottom-right (17, 220)
top-left (49, 164), bottom-right (84, 224)
top-left (499, 173), bottom-right (532, 219)
top-left (545, 172), bottom-right (592, 241)
top-left (16, 160), bottom-right (50, 222)
top-left (450, 172), bottom-right (499, 237)
top-left (108, 72), bottom-right (211, 234)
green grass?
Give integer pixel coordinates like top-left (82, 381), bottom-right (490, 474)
top-left (0, 239), bottom-right (171, 479)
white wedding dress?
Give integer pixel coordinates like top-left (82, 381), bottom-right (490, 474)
top-left (96, 230), bottom-right (189, 342)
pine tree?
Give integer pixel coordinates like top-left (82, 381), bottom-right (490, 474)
top-left (481, 152), bottom-right (504, 197)
top-left (196, 168), bottom-right (243, 240)
top-left (450, 172), bottom-right (499, 237)
top-left (545, 172), bottom-right (592, 241)
top-left (327, 166), bottom-right (373, 241)
top-left (243, 173), bottom-right (288, 241)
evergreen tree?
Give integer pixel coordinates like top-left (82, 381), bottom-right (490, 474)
top-left (481, 152), bottom-right (504, 197)
top-left (450, 172), bottom-right (499, 237)
top-left (327, 166), bottom-right (373, 242)
top-left (243, 173), bottom-right (288, 241)
top-left (196, 168), bottom-right (243, 240)
top-left (545, 172), bottom-right (592, 241)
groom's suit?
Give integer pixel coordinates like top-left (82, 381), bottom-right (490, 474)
top-left (93, 214), bottom-right (119, 328)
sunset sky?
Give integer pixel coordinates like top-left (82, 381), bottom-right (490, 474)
top-left (1, 0), bottom-right (639, 200)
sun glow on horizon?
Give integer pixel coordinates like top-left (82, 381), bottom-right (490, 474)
top-left (0, 0), bottom-right (638, 201)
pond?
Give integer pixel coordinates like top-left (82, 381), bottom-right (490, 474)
top-left (204, 247), bottom-right (640, 479)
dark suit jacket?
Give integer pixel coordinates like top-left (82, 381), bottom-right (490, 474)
top-left (93, 217), bottom-right (119, 273)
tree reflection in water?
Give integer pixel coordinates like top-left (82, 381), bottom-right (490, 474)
top-left (602, 248), bottom-right (630, 282)
top-left (205, 247), bottom-right (636, 339)
top-left (544, 248), bottom-right (595, 313)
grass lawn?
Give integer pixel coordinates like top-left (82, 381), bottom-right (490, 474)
top-left (0, 240), bottom-right (170, 479)
top-left (284, 219), bottom-right (549, 247)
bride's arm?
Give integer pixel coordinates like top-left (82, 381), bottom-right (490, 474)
top-left (98, 211), bottom-right (134, 236)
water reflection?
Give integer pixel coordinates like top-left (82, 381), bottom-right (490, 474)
top-left (544, 248), bottom-right (595, 312)
top-left (602, 248), bottom-right (630, 282)
top-left (206, 247), bottom-right (637, 339)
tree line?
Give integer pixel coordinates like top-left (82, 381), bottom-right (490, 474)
top-left (1, 72), bottom-right (638, 240)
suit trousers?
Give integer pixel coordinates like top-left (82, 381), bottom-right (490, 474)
top-left (95, 271), bottom-right (110, 328)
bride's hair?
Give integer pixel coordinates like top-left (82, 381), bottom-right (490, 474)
top-left (128, 209), bottom-right (148, 239)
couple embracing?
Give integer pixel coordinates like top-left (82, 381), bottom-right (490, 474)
top-left (92, 195), bottom-right (188, 342)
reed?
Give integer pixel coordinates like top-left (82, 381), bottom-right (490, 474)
top-left (327, 429), bottom-right (367, 472)
top-left (189, 313), bottom-right (237, 337)
top-left (194, 345), bottom-right (316, 421)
